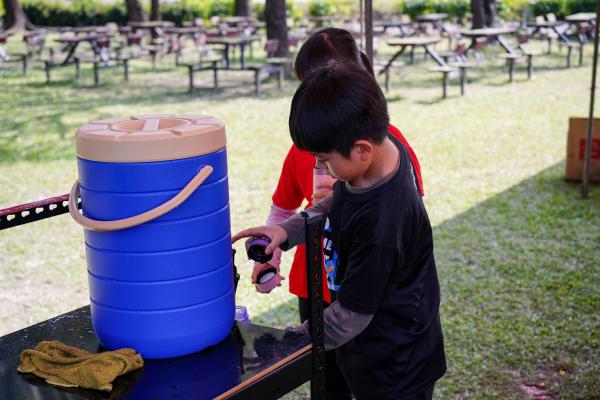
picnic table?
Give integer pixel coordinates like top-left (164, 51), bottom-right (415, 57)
top-left (0, 307), bottom-right (314, 400)
top-left (565, 12), bottom-right (596, 23)
top-left (416, 13), bottom-right (449, 23)
top-left (72, 26), bottom-right (109, 35)
top-left (165, 26), bottom-right (206, 40)
top-left (565, 13), bottom-right (596, 44)
top-left (131, 20), bottom-right (175, 41)
top-left (206, 35), bottom-right (261, 69)
top-left (526, 20), bottom-right (573, 44)
top-left (0, 32), bottom-right (13, 62)
top-left (377, 36), bottom-right (448, 93)
top-left (307, 15), bottom-right (335, 28)
top-left (54, 34), bottom-right (107, 65)
top-left (130, 21), bottom-right (176, 30)
top-left (222, 16), bottom-right (262, 29)
top-left (223, 16), bottom-right (253, 24)
top-left (55, 26), bottom-right (109, 35)
top-left (380, 36), bottom-right (447, 72)
top-left (22, 30), bottom-right (46, 58)
top-left (460, 27), bottom-right (517, 53)
top-left (415, 13), bottom-right (448, 31)
top-left (1, 32), bottom-right (37, 74)
top-left (374, 19), bottom-right (413, 36)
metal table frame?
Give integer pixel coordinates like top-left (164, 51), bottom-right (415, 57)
top-left (54, 34), bottom-right (107, 66)
top-left (526, 21), bottom-right (574, 45)
top-left (459, 28), bottom-right (518, 54)
top-left (206, 35), bottom-right (261, 69)
top-left (0, 195), bottom-right (326, 399)
top-left (378, 36), bottom-right (447, 78)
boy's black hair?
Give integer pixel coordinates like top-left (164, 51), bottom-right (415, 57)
top-left (294, 27), bottom-right (375, 81)
top-left (289, 61), bottom-right (389, 157)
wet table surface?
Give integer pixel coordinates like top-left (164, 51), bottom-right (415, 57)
top-left (0, 306), bottom-right (311, 400)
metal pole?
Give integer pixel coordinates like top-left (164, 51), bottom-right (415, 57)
top-left (359, 0), bottom-right (364, 51)
top-left (365, 0), bottom-right (373, 62)
top-left (302, 212), bottom-right (325, 400)
top-left (582, 2), bottom-right (600, 198)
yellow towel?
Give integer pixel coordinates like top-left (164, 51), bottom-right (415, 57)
top-left (17, 340), bottom-right (144, 392)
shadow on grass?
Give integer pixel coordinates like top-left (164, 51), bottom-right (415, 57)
top-left (0, 64), bottom-right (297, 163)
top-left (252, 162), bottom-right (599, 399)
top-left (384, 93), bottom-right (407, 103)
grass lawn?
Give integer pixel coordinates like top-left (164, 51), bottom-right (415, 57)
top-left (0, 36), bottom-right (599, 399)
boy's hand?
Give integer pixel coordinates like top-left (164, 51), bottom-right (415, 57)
top-left (251, 262), bottom-right (285, 284)
top-left (252, 262), bottom-right (285, 293)
top-left (232, 225), bottom-right (288, 255)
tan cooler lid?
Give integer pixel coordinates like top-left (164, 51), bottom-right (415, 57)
top-left (76, 114), bottom-right (226, 162)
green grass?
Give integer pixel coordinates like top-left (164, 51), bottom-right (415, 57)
top-left (0, 35), bottom-right (599, 399)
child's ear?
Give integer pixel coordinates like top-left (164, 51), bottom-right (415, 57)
top-left (353, 140), bottom-right (373, 161)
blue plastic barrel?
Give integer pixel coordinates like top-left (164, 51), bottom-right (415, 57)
top-left (70, 115), bottom-right (234, 358)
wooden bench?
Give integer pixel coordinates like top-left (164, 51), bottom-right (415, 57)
top-left (374, 60), bottom-right (405, 92)
top-left (43, 53), bottom-right (78, 83)
top-left (186, 38), bottom-right (289, 94)
top-left (23, 30), bottom-right (46, 59)
top-left (0, 34), bottom-right (28, 75)
top-left (73, 54), bottom-right (131, 86)
top-left (565, 42), bottom-right (583, 68)
top-left (1, 53), bottom-right (28, 75)
top-left (243, 39), bottom-right (288, 93)
top-left (497, 53), bottom-right (534, 82)
top-left (438, 41), bottom-right (468, 64)
top-left (429, 64), bottom-right (470, 98)
top-left (244, 55), bottom-right (287, 93)
top-left (183, 54), bottom-right (222, 92)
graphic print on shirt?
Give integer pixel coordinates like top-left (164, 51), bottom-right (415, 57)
top-left (322, 217), bottom-right (340, 291)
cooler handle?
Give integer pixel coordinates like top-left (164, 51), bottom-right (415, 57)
top-left (68, 165), bottom-right (213, 232)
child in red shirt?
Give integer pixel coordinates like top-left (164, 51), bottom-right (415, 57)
top-left (251, 28), bottom-right (425, 400)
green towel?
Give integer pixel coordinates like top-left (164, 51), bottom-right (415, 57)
top-left (17, 340), bottom-right (144, 392)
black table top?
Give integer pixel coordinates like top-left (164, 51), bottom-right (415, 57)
top-left (0, 306), bottom-right (311, 400)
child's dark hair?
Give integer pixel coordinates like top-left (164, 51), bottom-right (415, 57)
top-left (289, 61), bottom-right (389, 157)
top-left (294, 28), bottom-right (374, 81)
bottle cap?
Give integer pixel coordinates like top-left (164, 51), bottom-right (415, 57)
top-left (246, 236), bottom-right (273, 264)
top-left (234, 305), bottom-right (251, 323)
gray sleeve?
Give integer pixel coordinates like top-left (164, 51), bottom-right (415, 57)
top-left (291, 300), bottom-right (374, 351)
top-left (277, 194), bottom-right (333, 250)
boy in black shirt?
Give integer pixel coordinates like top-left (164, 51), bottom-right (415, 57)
top-left (232, 62), bottom-right (446, 399)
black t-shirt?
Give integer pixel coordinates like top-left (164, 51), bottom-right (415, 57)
top-left (327, 135), bottom-right (446, 399)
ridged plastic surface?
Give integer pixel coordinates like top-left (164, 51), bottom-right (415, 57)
top-left (79, 149), bottom-right (234, 359)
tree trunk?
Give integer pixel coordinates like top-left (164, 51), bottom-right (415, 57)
top-left (483, 0), bottom-right (497, 27)
top-left (235, 0), bottom-right (250, 17)
top-left (265, 0), bottom-right (289, 58)
top-left (2, 0), bottom-right (34, 32)
top-left (150, 0), bottom-right (161, 21)
top-left (471, 0), bottom-right (485, 29)
top-left (125, 0), bottom-right (148, 23)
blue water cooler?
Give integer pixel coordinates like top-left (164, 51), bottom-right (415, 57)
top-left (70, 114), bottom-right (234, 359)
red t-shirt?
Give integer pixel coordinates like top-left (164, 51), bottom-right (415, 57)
top-left (271, 124), bottom-right (424, 301)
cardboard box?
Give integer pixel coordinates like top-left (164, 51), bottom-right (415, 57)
top-left (566, 117), bottom-right (600, 182)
